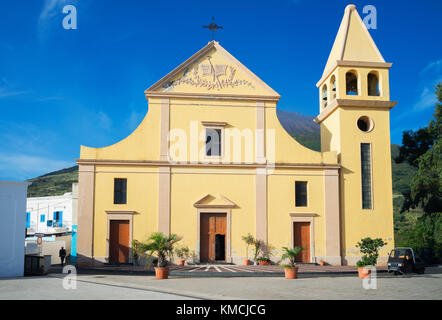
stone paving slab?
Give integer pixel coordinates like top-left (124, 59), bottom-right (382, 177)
top-left (5, 266), bottom-right (438, 300)
top-left (51, 263), bottom-right (387, 278)
top-left (40, 266), bottom-right (442, 300)
top-left (0, 276), bottom-right (196, 300)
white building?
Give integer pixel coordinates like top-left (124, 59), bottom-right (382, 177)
top-left (0, 180), bottom-right (31, 278)
top-left (26, 183), bottom-right (78, 235)
top-left (26, 183), bottom-right (79, 264)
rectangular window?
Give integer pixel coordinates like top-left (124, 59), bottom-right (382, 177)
top-left (295, 181), bottom-right (308, 207)
top-left (53, 211), bottom-right (63, 227)
top-left (40, 215), bottom-right (45, 223)
top-left (26, 212), bottom-right (30, 228)
top-left (114, 178), bottom-right (127, 204)
top-left (205, 128), bottom-right (222, 157)
top-left (361, 143), bottom-right (373, 209)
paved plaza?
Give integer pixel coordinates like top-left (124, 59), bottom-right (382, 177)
top-left (0, 266), bottom-right (440, 300)
top-left (63, 263), bottom-right (381, 276)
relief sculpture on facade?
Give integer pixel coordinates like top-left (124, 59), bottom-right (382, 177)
top-left (162, 55), bottom-right (255, 91)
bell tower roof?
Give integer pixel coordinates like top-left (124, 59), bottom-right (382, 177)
top-left (318, 4), bottom-right (390, 87)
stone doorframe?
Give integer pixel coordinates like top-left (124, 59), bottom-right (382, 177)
top-left (196, 209), bottom-right (231, 263)
top-left (194, 194), bottom-right (235, 263)
top-left (105, 210), bottom-right (136, 264)
top-left (289, 213), bottom-right (317, 263)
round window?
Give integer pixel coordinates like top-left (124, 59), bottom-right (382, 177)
top-left (357, 116), bottom-right (374, 132)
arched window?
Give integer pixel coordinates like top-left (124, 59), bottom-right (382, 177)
top-left (346, 71), bottom-right (358, 95)
top-left (330, 75), bottom-right (336, 100)
top-left (367, 72), bottom-right (380, 96)
top-left (322, 84), bottom-right (328, 108)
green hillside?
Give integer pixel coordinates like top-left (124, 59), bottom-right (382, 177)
top-left (391, 144), bottom-right (417, 196)
top-left (27, 165), bottom-right (79, 197)
top-left (292, 133), bottom-right (321, 151)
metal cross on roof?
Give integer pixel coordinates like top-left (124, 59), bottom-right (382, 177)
top-left (203, 17), bottom-right (223, 41)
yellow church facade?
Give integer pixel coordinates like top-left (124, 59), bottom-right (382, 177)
top-left (76, 5), bottom-right (396, 266)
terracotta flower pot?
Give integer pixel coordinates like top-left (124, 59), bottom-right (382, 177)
top-left (155, 267), bottom-right (169, 279)
top-left (358, 267), bottom-right (371, 279)
top-left (243, 259), bottom-right (251, 266)
top-left (178, 259), bottom-right (185, 266)
top-left (284, 267), bottom-right (298, 279)
top-left (258, 260), bottom-right (271, 266)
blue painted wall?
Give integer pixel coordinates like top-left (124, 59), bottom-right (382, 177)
top-left (71, 225), bottom-right (77, 264)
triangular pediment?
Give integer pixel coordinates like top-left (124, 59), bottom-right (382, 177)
top-left (193, 194), bottom-right (236, 208)
top-left (146, 41), bottom-right (280, 98)
top-left (322, 5), bottom-right (386, 77)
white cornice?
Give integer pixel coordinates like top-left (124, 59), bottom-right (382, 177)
top-left (145, 91), bottom-right (280, 102)
top-left (314, 99), bottom-right (397, 124)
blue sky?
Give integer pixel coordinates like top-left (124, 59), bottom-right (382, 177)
top-left (0, 0), bottom-right (441, 180)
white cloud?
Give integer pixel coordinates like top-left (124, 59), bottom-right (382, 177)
top-left (97, 111), bottom-right (112, 131)
top-left (0, 153), bottom-right (73, 181)
top-left (39, 0), bottom-right (71, 23)
top-left (0, 88), bottom-right (31, 98)
top-left (36, 96), bottom-right (64, 102)
top-left (0, 121), bottom-right (65, 157)
top-left (0, 80), bottom-right (61, 101)
top-left (124, 102), bottom-right (146, 131)
top-left (38, 0), bottom-right (77, 40)
top-left (420, 59), bottom-right (442, 75)
top-left (410, 60), bottom-right (442, 111)
top-left (0, 78), bottom-right (32, 98)
top-left (0, 121), bottom-right (75, 180)
top-left (413, 87), bottom-right (438, 111)
top-left (125, 110), bottom-right (142, 131)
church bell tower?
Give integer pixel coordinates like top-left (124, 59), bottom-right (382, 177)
top-left (314, 4), bottom-right (397, 265)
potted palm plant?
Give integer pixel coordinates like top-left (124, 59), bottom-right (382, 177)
top-left (252, 239), bottom-right (264, 265)
top-left (257, 257), bottom-right (271, 265)
top-left (188, 250), bottom-right (198, 265)
top-left (257, 245), bottom-right (274, 265)
top-left (175, 245), bottom-right (190, 266)
top-left (140, 232), bottom-right (181, 279)
top-left (241, 233), bottom-right (255, 265)
top-left (279, 247), bottom-right (303, 279)
top-left (131, 239), bottom-right (141, 265)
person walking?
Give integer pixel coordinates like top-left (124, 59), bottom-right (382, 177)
top-left (59, 246), bottom-right (67, 267)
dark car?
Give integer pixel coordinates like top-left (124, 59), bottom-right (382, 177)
top-left (388, 248), bottom-right (425, 275)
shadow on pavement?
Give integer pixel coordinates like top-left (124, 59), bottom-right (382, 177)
top-left (44, 264), bottom-right (442, 280)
